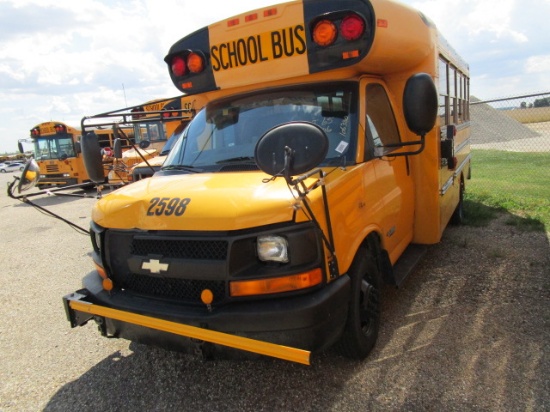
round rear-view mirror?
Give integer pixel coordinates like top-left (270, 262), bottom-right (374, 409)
top-left (17, 159), bottom-right (40, 193)
top-left (81, 132), bottom-right (106, 184)
top-left (113, 138), bottom-right (122, 158)
top-left (139, 140), bottom-right (151, 149)
top-left (254, 122), bottom-right (329, 177)
top-left (403, 72), bottom-right (438, 137)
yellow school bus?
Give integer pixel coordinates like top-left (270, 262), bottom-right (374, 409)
top-left (82, 96), bottom-right (199, 185)
top-left (65, 0), bottom-right (470, 365)
top-left (27, 121), bottom-right (106, 188)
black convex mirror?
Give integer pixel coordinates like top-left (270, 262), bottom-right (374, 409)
top-left (254, 122), bottom-right (329, 178)
top-left (113, 138), bottom-right (123, 158)
top-left (403, 72), bottom-right (438, 137)
top-left (374, 73), bottom-right (438, 158)
top-left (81, 132), bottom-right (106, 184)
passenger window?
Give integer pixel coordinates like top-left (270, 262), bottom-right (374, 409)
top-left (365, 83), bottom-right (401, 157)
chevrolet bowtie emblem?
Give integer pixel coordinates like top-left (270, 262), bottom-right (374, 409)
top-left (141, 259), bottom-right (169, 274)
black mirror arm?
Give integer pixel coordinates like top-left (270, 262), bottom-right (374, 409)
top-left (375, 134), bottom-right (426, 158)
top-left (291, 170), bottom-right (339, 279)
top-left (6, 178), bottom-right (90, 235)
top-left (283, 146), bottom-right (293, 184)
top-left (133, 146), bottom-right (157, 175)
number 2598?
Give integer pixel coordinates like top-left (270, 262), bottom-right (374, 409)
top-left (147, 197), bottom-right (191, 217)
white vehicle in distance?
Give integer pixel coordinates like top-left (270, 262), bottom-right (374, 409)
top-left (0, 162), bottom-right (25, 173)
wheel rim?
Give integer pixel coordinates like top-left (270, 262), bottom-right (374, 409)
top-left (359, 278), bottom-right (379, 336)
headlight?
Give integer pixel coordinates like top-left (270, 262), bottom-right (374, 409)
top-left (91, 228), bottom-right (102, 253)
top-left (257, 235), bottom-right (289, 263)
top-left (63, 173), bottom-right (70, 177)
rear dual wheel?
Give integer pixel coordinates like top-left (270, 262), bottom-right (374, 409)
top-left (451, 177), bottom-right (465, 225)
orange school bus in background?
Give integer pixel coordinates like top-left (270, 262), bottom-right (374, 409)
top-left (65, 0), bottom-right (471, 365)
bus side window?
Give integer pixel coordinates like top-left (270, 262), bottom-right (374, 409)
top-left (365, 83), bottom-right (401, 156)
top-left (367, 116), bottom-right (382, 147)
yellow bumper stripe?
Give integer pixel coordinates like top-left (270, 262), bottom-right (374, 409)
top-left (70, 300), bottom-right (311, 365)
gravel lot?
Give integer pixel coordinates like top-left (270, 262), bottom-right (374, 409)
top-left (0, 171), bottom-right (548, 411)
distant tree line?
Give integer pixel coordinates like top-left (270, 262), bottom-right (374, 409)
top-left (520, 97), bottom-right (550, 108)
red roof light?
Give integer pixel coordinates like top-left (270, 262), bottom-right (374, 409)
top-left (340, 14), bottom-right (365, 41)
top-left (54, 124), bottom-right (66, 133)
top-left (171, 56), bottom-right (187, 77)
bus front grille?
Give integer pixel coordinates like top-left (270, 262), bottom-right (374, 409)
top-left (122, 274), bottom-right (226, 304)
top-left (46, 165), bottom-right (60, 172)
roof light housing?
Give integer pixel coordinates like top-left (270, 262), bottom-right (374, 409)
top-left (131, 107), bottom-right (145, 120)
top-left (312, 12), bottom-right (367, 47)
top-left (54, 124), bottom-right (67, 134)
top-left (169, 51), bottom-right (206, 77)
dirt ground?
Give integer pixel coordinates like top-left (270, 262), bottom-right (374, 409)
top-left (0, 172), bottom-right (549, 411)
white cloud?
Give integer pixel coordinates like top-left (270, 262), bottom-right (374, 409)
top-left (0, 0), bottom-right (548, 153)
top-left (408, 0), bottom-right (529, 47)
top-left (526, 55), bottom-right (550, 73)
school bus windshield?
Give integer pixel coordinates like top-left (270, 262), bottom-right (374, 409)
top-left (34, 136), bottom-right (76, 160)
top-left (163, 83), bottom-right (357, 171)
top-left (133, 121), bottom-right (165, 145)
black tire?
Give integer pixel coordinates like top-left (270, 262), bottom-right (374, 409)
top-left (450, 177), bottom-right (465, 225)
top-left (338, 235), bottom-right (381, 359)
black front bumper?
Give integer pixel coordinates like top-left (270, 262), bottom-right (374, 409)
top-left (64, 271), bottom-right (350, 363)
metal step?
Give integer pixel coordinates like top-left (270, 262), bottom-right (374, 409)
top-left (392, 244), bottom-right (428, 287)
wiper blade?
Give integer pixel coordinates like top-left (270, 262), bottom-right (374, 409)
top-left (161, 165), bottom-right (202, 173)
top-left (216, 156), bottom-right (256, 164)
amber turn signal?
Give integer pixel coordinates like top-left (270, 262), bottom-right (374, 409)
top-left (229, 269), bottom-right (322, 297)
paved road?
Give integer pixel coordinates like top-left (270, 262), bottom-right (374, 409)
top-left (0, 171), bottom-right (548, 411)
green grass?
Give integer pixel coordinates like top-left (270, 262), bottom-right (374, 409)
top-left (464, 149), bottom-right (550, 232)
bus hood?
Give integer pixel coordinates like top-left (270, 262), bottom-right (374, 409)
top-left (132, 155), bottom-right (167, 169)
top-left (122, 147), bottom-right (157, 160)
top-left (92, 172), bottom-right (297, 231)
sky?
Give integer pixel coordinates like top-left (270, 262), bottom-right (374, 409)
top-left (1, 0), bottom-right (549, 154)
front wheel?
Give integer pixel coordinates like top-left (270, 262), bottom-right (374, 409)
top-left (337, 235), bottom-right (381, 359)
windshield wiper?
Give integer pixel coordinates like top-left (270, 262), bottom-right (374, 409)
top-left (216, 156), bottom-right (256, 164)
top-left (161, 165), bottom-right (202, 173)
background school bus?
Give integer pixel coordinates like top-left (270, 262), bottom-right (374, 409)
top-left (81, 95), bottom-right (203, 185)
